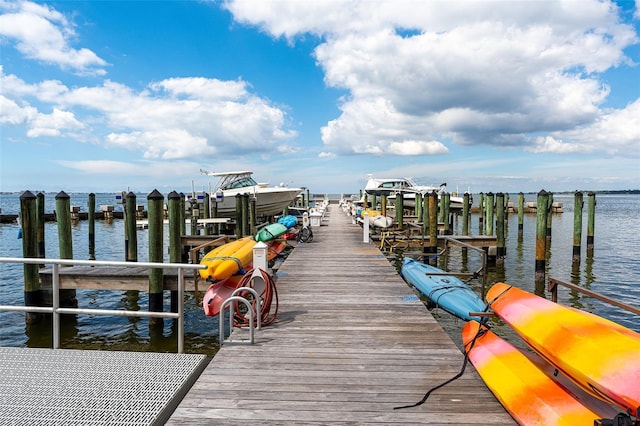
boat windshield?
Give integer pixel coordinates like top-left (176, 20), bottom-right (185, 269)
top-left (218, 174), bottom-right (258, 190)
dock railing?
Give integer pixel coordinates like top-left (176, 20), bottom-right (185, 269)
top-left (0, 257), bottom-right (205, 353)
top-left (548, 277), bottom-right (640, 317)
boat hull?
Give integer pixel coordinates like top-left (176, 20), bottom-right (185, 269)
top-left (213, 187), bottom-right (301, 218)
top-left (400, 257), bottom-right (486, 321)
top-left (486, 282), bottom-right (640, 417)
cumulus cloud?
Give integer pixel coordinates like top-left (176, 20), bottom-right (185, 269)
top-left (0, 0), bottom-right (107, 75)
top-left (0, 68), bottom-right (297, 159)
top-left (226, 0), bottom-right (639, 158)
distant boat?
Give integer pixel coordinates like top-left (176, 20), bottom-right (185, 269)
top-left (364, 174), bottom-right (467, 210)
top-left (199, 170), bottom-right (302, 217)
top-left (400, 257), bottom-right (486, 321)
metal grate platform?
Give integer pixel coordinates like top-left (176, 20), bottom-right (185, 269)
top-left (0, 347), bottom-right (209, 425)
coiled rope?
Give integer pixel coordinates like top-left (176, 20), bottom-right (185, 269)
top-left (232, 267), bottom-right (279, 327)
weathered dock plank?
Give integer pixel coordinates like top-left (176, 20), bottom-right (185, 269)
top-left (167, 203), bottom-right (514, 424)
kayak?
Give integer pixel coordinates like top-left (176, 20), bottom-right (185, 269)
top-left (400, 257), bottom-right (486, 321)
top-left (462, 321), bottom-right (619, 425)
top-left (199, 237), bottom-right (255, 280)
top-left (255, 223), bottom-right (288, 242)
top-left (277, 215), bottom-right (298, 228)
top-left (486, 282), bottom-right (640, 418)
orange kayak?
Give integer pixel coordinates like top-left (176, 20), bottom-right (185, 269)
top-left (486, 282), bottom-right (640, 418)
top-left (462, 321), bottom-right (618, 425)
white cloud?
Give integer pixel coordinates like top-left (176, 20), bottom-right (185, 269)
top-left (0, 0), bottom-right (107, 75)
top-left (226, 0), bottom-right (639, 158)
top-left (27, 107), bottom-right (84, 137)
top-left (0, 69), bottom-right (297, 159)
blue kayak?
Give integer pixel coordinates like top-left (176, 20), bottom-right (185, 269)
top-left (277, 215), bottom-right (298, 228)
top-left (400, 257), bottom-right (486, 321)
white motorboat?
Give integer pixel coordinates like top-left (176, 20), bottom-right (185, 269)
top-left (199, 169), bottom-right (302, 217)
top-left (364, 175), bottom-right (466, 210)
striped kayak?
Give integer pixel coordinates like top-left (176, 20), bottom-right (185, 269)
top-left (487, 282), bottom-right (640, 418)
top-left (400, 257), bottom-right (486, 321)
top-left (462, 321), bottom-right (619, 425)
top-left (255, 223), bottom-right (288, 242)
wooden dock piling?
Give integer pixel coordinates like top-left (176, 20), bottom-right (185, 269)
top-left (495, 192), bottom-right (505, 263)
top-left (126, 192), bottom-right (138, 262)
top-left (36, 192), bottom-right (45, 260)
top-left (88, 193), bottom-right (96, 260)
top-left (517, 192), bottom-right (524, 238)
top-left (55, 191), bottom-right (77, 307)
top-left (535, 190), bottom-right (549, 289)
top-left (587, 192), bottom-right (596, 256)
top-left (20, 191), bottom-right (41, 323)
top-left (148, 189), bottom-right (164, 326)
top-left (485, 192), bottom-right (494, 236)
top-left (573, 191), bottom-right (583, 263)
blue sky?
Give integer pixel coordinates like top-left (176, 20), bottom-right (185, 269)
top-left (1, 0), bottom-right (639, 195)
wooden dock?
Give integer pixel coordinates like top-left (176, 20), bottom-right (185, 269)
top-left (167, 204), bottom-right (514, 424)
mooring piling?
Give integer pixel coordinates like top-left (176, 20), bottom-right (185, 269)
top-left (126, 192), bottom-right (138, 262)
top-left (88, 193), bottom-right (96, 261)
top-left (148, 189), bottom-right (164, 326)
top-left (587, 192), bottom-right (596, 256)
top-left (485, 192), bottom-right (495, 236)
top-left (573, 191), bottom-right (583, 263)
top-left (517, 192), bottom-right (524, 238)
top-left (20, 191), bottom-right (41, 323)
top-left (535, 190), bottom-right (549, 289)
top-left (496, 192), bottom-right (505, 263)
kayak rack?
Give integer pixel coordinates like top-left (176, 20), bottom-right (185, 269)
top-left (219, 287), bottom-right (261, 345)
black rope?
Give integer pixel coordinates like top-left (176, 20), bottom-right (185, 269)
top-left (394, 323), bottom-right (487, 410)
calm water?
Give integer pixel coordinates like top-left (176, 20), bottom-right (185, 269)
top-left (1, 192), bottom-right (639, 354)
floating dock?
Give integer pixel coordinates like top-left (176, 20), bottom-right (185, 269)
top-left (167, 204), bottom-right (514, 424)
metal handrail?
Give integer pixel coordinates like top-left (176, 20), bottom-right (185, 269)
top-left (548, 277), bottom-right (640, 317)
top-left (0, 257), bottom-right (205, 353)
top-left (442, 236), bottom-right (488, 297)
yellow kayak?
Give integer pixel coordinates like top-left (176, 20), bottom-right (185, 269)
top-left (486, 282), bottom-right (640, 418)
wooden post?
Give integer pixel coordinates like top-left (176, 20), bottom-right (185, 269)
top-left (535, 190), bottom-right (549, 286)
top-left (438, 193), bottom-right (445, 224)
top-left (517, 192), bottom-right (524, 238)
top-left (147, 189), bottom-right (164, 326)
top-left (485, 192), bottom-right (494, 236)
top-left (211, 195), bottom-right (219, 235)
top-left (415, 193), bottom-right (422, 220)
top-left (168, 191), bottom-right (181, 313)
top-left (20, 190), bottom-right (42, 323)
top-left (203, 192), bottom-right (210, 235)
top-left (546, 192), bottom-right (554, 241)
top-left (478, 192), bottom-right (484, 234)
top-left (190, 199), bottom-right (199, 236)
top-left (587, 192), bottom-right (596, 256)
top-left (572, 191), bottom-right (583, 263)
top-left (36, 192), bottom-right (45, 261)
top-left (442, 193), bottom-right (451, 234)
top-left (381, 195), bottom-right (387, 217)
top-left (241, 193), bottom-right (249, 237)
top-left (424, 191), bottom-right (438, 264)
top-left (55, 191), bottom-right (77, 307)
top-left (504, 193), bottom-right (510, 221)
top-left (422, 192), bottom-right (429, 236)
top-left (495, 192), bottom-right (505, 264)
top-left (235, 194), bottom-right (242, 239)
top-left (249, 195), bottom-right (257, 236)
top-left (395, 192), bottom-right (404, 230)
top-left (462, 193), bottom-right (470, 236)
top-left (125, 192), bottom-right (137, 262)
top-left (180, 193), bottom-right (189, 263)
top-left (88, 193), bottom-right (96, 260)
